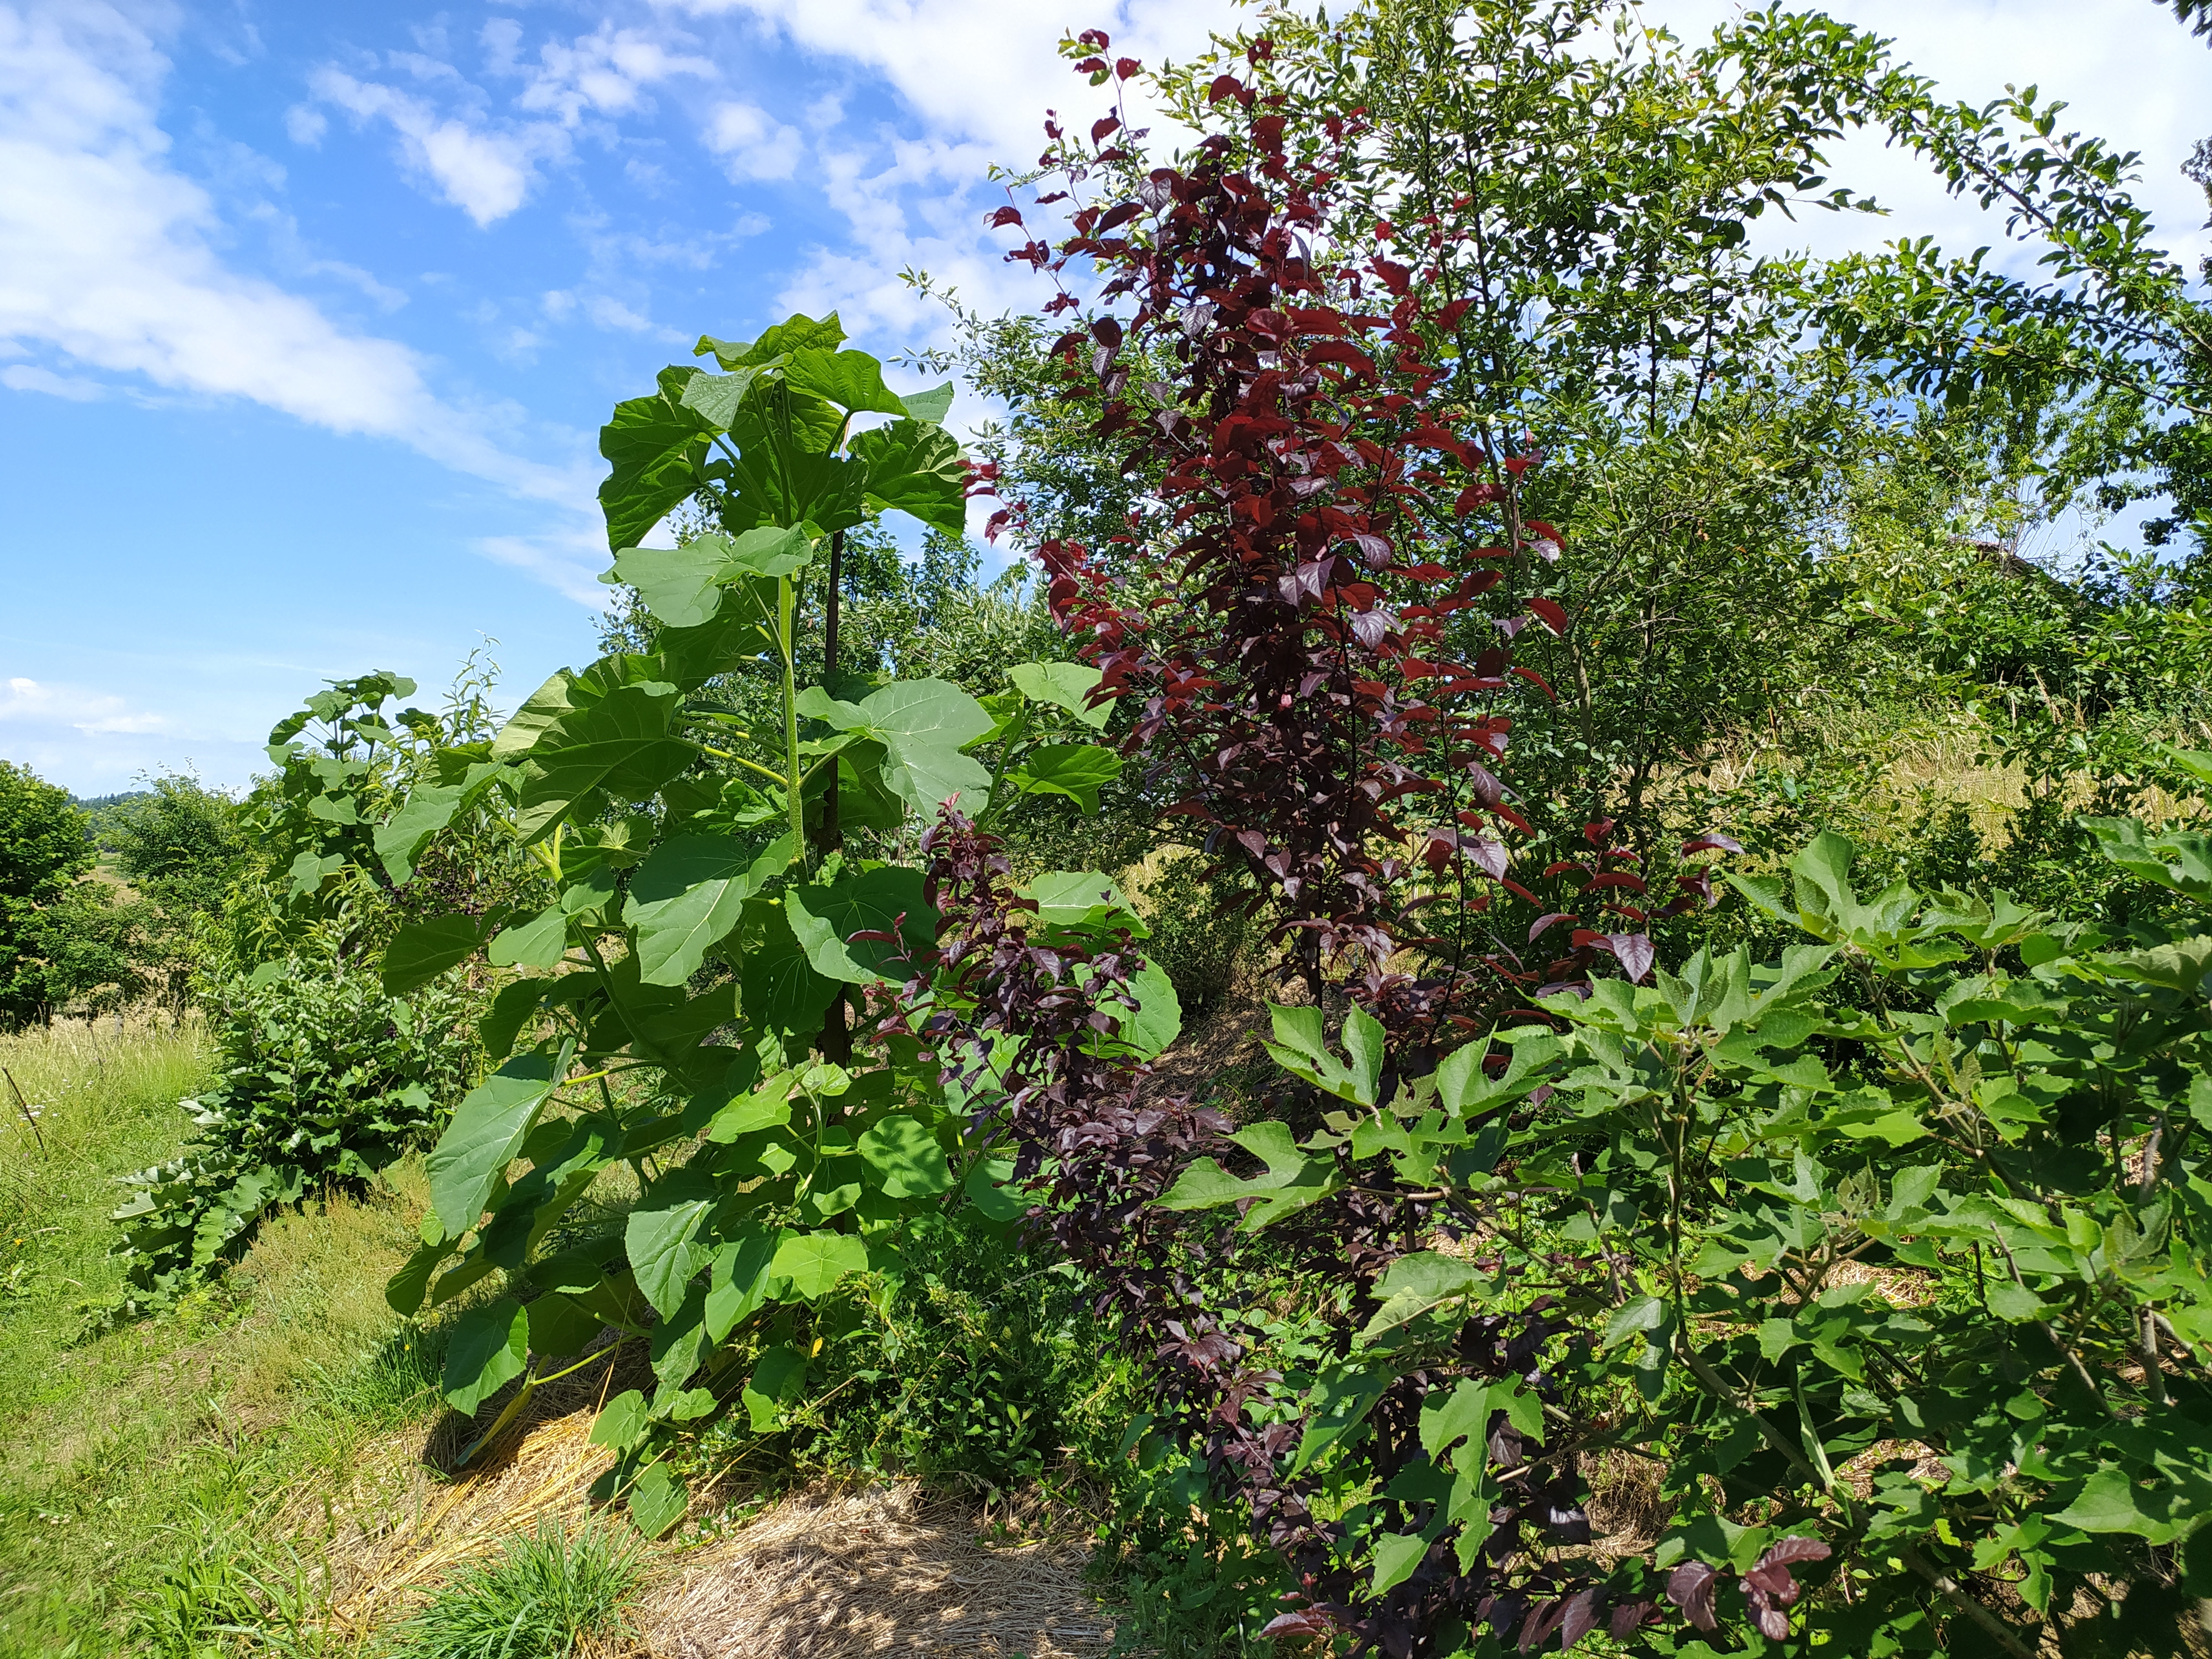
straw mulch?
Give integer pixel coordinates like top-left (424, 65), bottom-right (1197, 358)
top-left (309, 1338), bottom-right (1115, 1657)
top-left (319, 1344), bottom-right (635, 1639)
top-left (599, 1483), bottom-right (1116, 1659)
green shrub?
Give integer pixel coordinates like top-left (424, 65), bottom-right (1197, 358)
top-left (105, 962), bottom-right (478, 1319)
top-left (729, 1208), bottom-right (1134, 1499)
top-left (1135, 853), bottom-right (1255, 1019)
top-left (380, 1521), bottom-right (639, 1659)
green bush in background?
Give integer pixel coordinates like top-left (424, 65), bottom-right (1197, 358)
top-left (105, 960), bottom-right (478, 1321)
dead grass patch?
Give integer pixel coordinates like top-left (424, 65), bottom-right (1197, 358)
top-left (320, 1339), bottom-right (642, 1638)
top-left (595, 1481), bottom-right (1114, 1659)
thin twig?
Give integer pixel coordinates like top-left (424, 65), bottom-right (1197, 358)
top-left (2, 1068), bottom-right (44, 1153)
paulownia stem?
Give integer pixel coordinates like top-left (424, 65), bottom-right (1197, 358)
top-left (815, 530), bottom-right (851, 1065)
top-left (780, 575), bottom-right (805, 857)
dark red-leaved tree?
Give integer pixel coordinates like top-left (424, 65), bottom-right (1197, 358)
top-left (988, 34), bottom-right (1733, 1023)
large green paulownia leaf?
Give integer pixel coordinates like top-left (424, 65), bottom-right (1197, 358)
top-left (514, 685), bottom-right (693, 843)
top-left (783, 347), bottom-right (910, 418)
top-left (769, 1230), bottom-right (868, 1299)
top-left (373, 759), bottom-right (509, 883)
top-left (1007, 743), bottom-right (1124, 812)
top-left (740, 900), bottom-right (841, 1036)
top-left (785, 864), bottom-right (933, 984)
top-left (705, 1225), bottom-right (781, 1341)
top-left (611, 526), bottom-right (813, 630)
top-left (847, 419), bottom-right (967, 535)
top-left (599, 367), bottom-right (716, 552)
top-left (625, 831), bottom-right (799, 985)
top-left (426, 1050), bottom-right (570, 1240)
top-left (382, 913), bottom-right (496, 994)
top-left (625, 1167), bottom-right (720, 1321)
top-left (696, 313), bottom-right (846, 371)
top-left (796, 678), bottom-right (994, 817)
top-left (1019, 870), bottom-right (1149, 936)
top-left (488, 906), bottom-right (567, 971)
top-left (444, 1296), bottom-right (530, 1416)
top-left (1007, 660), bottom-right (1111, 728)
top-left (857, 1114), bottom-right (953, 1198)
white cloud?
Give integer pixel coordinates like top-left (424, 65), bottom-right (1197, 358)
top-left (0, 675), bottom-right (169, 735)
top-left (283, 103), bottom-right (327, 146)
top-left (477, 529), bottom-right (622, 607)
top-left (0, 3), bottom-right (590, 514)
top-left (309, 19), bottom-right (717, 227)
top-left (1, 364), bottom-right (103, 400)
top-left (311, 66), bottom-right (556, 226)
top-left (703, 98), bottom-right (801, 179)
top-left (662, 0), bottom-right (1225, 167)
top-left (502, 22), bottom-right (716, 127)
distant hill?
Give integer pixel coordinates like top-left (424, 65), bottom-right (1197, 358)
top-left (71, 790), bottom-right (152, 812)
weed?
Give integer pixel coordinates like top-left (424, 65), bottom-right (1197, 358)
top-left (378, 1521), bottom-right (639, 1659)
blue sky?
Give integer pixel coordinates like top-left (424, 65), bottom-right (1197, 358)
top-left (1, 0), bottom-right (2206, 795)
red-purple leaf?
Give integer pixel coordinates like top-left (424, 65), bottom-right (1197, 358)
top-left (1666, 1561), bottom-right (1719, 1631)
top-left (1681, 831), bottom-right (1744, 855)
top-left (1600, 933), bottom-right (1656, 983)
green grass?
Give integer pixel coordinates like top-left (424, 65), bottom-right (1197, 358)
top-left (0, 1014), bottom-right (446, 1657)
top-left (376, 1521), bottom-right (639, 1659)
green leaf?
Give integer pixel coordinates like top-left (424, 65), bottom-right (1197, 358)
top-left (385, 1240), bottom-right (444, 1317)
top-left (743, 1344), bottom-right (808, 1431)
top-left (1986, 1280), bottom-right (2050, 1323)
top-left (1260, 1003), bottom-right (1381, 1107)
top-left (525, 1292), bottom-right (602, 1359)
top-left (514, 685), bottom-right (693, 843)
top-left (697, 312), bottom-right (846, 368)
top-left (488, 906), bottom-right (567, 971)
top-left (900, 382), bottom-right (955, 424)
top-left (1362, 1253), bottom-right (1496, 1340)
top-left (444, 1296), bottom-right (529, 1416)
top-left (381, 914), bottom-right (492, 994)
top-left (627, 831), bottom-right (799, 986)
top-left (769, 1230), bottom-right (869, 1299)
top-left (426, 1051), bottom-right (568, 1239)
top-left (612, 526), bottom-right (814, 630)
top-left (799, 677), bottom-right (995, 817)
top-left (847, 418), bottom-right (967, 534)
top-left (705, 1226), bottom-right (781, 1342)
top-left (1604, 1294), bottom-right (1670, 1349)
top-left (599, 367), bottom-right (716, 552)
top-left (1021, 870), bottom-right (1148, 936)
top-left (858, 1114), bottom-right (953, 1198)
top-left (372, 782), bottom-right (461, 883)
top-left (491, 669), bottom-right (576, 760)
top-left (1418, 1378), bottom-right (1493, 1459)
top-left (479, 977), bottom-right (548, 1063)
top-left (740, 900), bottom-right (842, 1036)
top-left (1370, 1531), bottom-right (1430, 1598)
top-left (963, 1155), bottom-right (1025, 1223)
top-left (589, 1389), bottom-right (649, 1452)
top-left (1289, 1363), bottom-right (1391, 1475)
top-left (627, 1461), bottom-right (688, 1538)
top-left (1006, 660), bottom-right (1110, 728)
top-left (1008, 743), bottom-right (1124, 812)
top-left (1156, 1121), bottom-right (1338, 1229)
top-left (1114, 957), bottom-right (1181, 1060)
top-left (785, 864), bottom-right (933, 984)
top-left (625, 1168), bottom-right (719, 1320)
top-left (784, 347), bottom-right (909, 416)
top-left (2053, 1467), bottom-right (2178, 1541)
